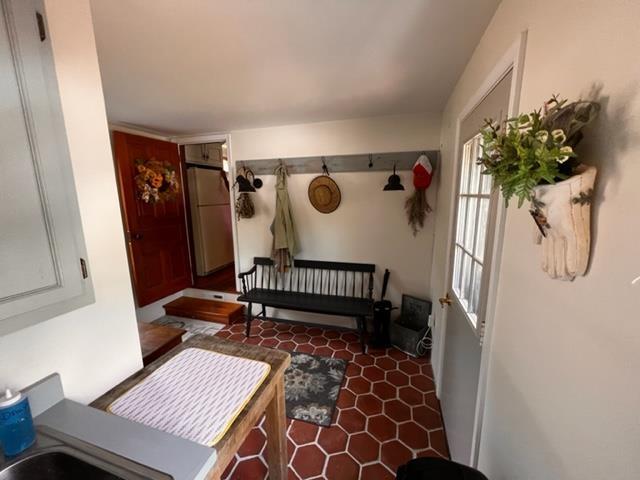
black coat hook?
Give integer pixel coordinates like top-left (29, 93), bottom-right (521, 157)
top-left (321, 156), bottom-right (330, 176)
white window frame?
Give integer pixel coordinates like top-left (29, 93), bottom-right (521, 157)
top-left (450, 133), bottom-right (497, 334)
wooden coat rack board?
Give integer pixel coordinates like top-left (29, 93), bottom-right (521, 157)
top-left (239, 150), bottom-right (439, 175)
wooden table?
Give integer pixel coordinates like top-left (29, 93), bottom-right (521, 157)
top-left (91, 335), bottom-right (291, 480)
top-left (137, 321), bottom-right (186, 366)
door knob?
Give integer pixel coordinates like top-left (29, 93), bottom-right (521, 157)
top-left (439, 293), bottom-right (452, 307)
top-left (130, 232), bottom-right (143, 241)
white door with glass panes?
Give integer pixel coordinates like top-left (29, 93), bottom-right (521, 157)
top-left (439, 70), bottom-right (512, 464)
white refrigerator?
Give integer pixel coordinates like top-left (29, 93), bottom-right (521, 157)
top-left (187, 167), bottom-right (234, 276)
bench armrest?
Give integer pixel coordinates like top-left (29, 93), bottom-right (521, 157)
top-left (238, 265), bottom-right (257, 294)
top-left (237, 265), bottom-right (257, 278)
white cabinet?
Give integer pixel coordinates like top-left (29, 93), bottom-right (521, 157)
top-left (0, 0), bottom-right (93, 335)
top-left (184, 143), bottom-right (224, 167)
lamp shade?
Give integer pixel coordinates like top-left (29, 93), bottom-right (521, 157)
top-left (383, 165), bottom-right (405, 191)
top-left (236, 174), bottom-right (256, 192)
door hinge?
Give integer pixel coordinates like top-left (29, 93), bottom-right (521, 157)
top-left (36, 12), bottom-right (46, 41)
top-left (80, 258), bottom-right (89, 279)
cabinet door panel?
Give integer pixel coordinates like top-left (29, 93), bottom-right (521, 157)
top-left (0, 23), bottom-right (58, 298)
top-left (0, 0), bottom-right (93, 334)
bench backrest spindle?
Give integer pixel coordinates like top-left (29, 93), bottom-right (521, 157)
top-left (352, 271), bottom-right (356, 297)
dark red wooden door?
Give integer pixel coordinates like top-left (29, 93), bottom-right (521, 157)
top-left (113, 131), bottom-right (192, 306)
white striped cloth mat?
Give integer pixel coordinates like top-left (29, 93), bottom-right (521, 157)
top-left (108, 348), bottom-right (270, 446)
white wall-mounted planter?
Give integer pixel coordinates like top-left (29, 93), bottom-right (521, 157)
top-left (531, 164), bottom-right (597, 281)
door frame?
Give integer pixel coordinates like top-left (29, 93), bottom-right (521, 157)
top-left (434, 31), bottom-right (527, 467)
top-left (171, 132), bottom-right (241, 292)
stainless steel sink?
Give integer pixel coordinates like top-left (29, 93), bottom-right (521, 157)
top-left (1, 451), bottom-right (124, 479)
top-left (0, 426), bottom-right (172, 480)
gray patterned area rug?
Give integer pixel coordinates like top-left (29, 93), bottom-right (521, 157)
top-left (285, 352), bottom-right (347, 427)
top-left (151, 316), bottom-right (346, 427)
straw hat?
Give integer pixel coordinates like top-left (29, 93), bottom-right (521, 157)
top-left (308, 175), bottom-right (341, 213)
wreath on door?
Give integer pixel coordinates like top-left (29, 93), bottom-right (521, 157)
top-left (134, 158), bottom-right (179, 204)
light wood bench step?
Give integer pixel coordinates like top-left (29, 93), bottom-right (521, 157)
top-left (163, 296), bottom-right (245, 325)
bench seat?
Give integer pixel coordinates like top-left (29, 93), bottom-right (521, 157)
top-left (238, 289), bottom-right (374, 318)
top-left (238, 257), bottom-right (376, 353)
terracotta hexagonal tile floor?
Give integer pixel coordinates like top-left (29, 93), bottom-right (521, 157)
top-left (318, 426), bottom-right (349, 454)
top-left (292, 444), bottom-right (326, 478)
top-left (216, 318), bottom-right (449, 479)
top-left (325, 452), bottom-right (360, 479)
top-left (347, 432), bottom-right (379, 464)
top-left (384, 399), bottom-right (412, 423)
top-left (368, 414), bottom-right (398, 443)
top-left (381, 440), bottom-right (413, 473)
top-left (338, 408), bottom-right (367, 434)
top-left (361, 462), bottom-right (396, 480)
top-left (355, 393), bottom-right (383, 416)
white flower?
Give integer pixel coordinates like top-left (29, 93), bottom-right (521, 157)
top-left (552, 129), bottom-right (566, 143)
top-left (535, 130), bottom-right (549, 143)
top-left (557, 146), bottom-right (573, 164)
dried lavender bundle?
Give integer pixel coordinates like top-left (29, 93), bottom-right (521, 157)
top-left (405, 189), bottom-right (432, 235)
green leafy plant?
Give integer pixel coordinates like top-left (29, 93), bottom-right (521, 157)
top-left (479, 95), bottom-right (599, 207)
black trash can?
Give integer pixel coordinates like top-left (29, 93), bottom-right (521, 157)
top-left (371, 299), bottom-right (393, 348)
top-left (397, 457), bottom-right (489, 480)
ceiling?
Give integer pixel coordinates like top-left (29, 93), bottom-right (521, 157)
top-left (90, 0), bottom-right (500, 135)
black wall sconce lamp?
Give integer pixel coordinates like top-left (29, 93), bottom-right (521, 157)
top-left (383, 164), bottom-right (405, 191)
top-left (235, 167), bottom-right (262, 192)
top-left (236, 174), bottom-right (255, 192)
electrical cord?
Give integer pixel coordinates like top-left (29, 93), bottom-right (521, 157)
top-left (415, 319), bottom-right (433, 356)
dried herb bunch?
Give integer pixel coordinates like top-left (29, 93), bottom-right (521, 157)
top-left (405, 189), bottom-right (432, 236)
top-left (480, 95), bottom-right (599, 207)
top-left (235, 192), bottom-right (255, 219)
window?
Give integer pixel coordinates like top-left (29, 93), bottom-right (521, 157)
top-left (452, 133), bottom-right (493, 328)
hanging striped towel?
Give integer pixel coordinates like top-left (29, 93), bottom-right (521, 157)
top-left (108, 348), bottom-right (270, 446)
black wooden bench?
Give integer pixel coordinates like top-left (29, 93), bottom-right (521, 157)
top-left (237, 257), bottom-right (375, 353)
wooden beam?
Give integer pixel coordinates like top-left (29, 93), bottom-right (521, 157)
top-left (238, 150), bottom-right (439, 175)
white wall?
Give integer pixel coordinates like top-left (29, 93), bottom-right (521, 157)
top-left (431, 1), bottom-right (640, 478)
top-left (231, 113), bottom-right (441, 326)
top-left (0, 0), bottom-right (142, 404)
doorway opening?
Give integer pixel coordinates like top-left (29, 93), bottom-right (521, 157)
top-left (181, 142), bottom-right (237, 293)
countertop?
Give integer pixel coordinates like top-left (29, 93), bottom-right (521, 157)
top-left (23, 372), bottom-right (217, 480)
top-left (92, 334), bottom-right (291, 480)
top-left (21, 335), bottom-right (290, 480)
